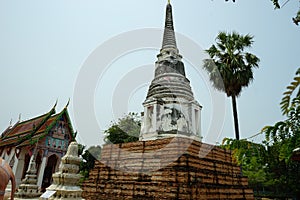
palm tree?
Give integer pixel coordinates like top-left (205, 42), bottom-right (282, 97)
top-left (203, 31), bottom-right (260, 140)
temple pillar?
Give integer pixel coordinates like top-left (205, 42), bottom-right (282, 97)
top-left (12, 153), bottom-right (19, 176)
top-left (15, 151), bottom-right (25, 187)
top-left (37, 156), bottom-right (47, 188)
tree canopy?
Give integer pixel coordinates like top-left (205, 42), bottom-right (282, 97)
top-left (221, 138), bottom-right (267, 191)
top-left (262, 68), bottom-right (300, 163)
top-left (224, 0), bottom-right (300, 25)
top-left (79, 145), bottom-right (102, 180)
top-left (203, 31), bottom-right (260, 140)
top-left (104, 112), bottom-right (141, 144)
top-left (222, 68), bottom-right (300, 198)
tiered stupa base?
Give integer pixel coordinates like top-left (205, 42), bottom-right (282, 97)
top-left (15, 183), bottom-right (40, 198)
top-left (15, 156), bottom-right (41, 198)
top-left (82, 137), bottom-right (254, 200)
top-left (45, 142), bottom-right (83, 200)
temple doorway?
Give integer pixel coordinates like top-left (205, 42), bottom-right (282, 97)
top-left (41, 154), bottom-right (58, 191)
top-left (36, 151), bottom-right (42, 176)
top-left (21, 153), bottom-right (30, 179)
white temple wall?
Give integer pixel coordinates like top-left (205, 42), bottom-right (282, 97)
top-left (12, 153), bottom-right (19, 174)
top-left (140, 98), bottom-right (201, 141)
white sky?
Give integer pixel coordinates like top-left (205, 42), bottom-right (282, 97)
top-left (0, 0), bottom-right (299, 147)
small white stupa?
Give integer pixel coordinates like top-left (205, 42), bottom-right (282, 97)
top-left (43, 141), bottom-right (83, 200)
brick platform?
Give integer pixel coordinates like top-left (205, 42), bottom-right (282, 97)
top-left (82, 138), bottom-right (254, 200)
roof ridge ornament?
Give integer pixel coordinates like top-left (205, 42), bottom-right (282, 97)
top-left (51, 99), bottom-right (58, 113)
top-left (65, 98), bottom-right (70, 109)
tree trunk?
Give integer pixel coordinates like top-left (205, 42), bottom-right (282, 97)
top-left (231, 95), bottom-right (240, 140)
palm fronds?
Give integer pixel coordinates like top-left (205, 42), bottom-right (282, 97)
top-left (280, 68), bottom-right (300, 115)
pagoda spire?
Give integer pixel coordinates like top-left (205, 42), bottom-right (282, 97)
top-left (162, 1), bottom-right (177, 49)
top-left (140, 2), bottom-right (202, 142)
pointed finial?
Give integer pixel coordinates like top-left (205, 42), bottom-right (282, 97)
top-left (50, 99), bottom-right (58, 114)
top-left (53, 99), bottom-right (58, 109)
top-left (65, 98), bottom-right (70, 109)
top-left (162, 0), bottom-right (177, 49)
top-left (18, 113), bottom-right (21, 122)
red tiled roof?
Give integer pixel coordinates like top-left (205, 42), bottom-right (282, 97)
top-left (16, 132), bottom-right (44, 147)
top-left (16, 114), bottom-right (60, 147)
top-left (0, 106), bottom-right (74, 148)
top-left (37, 115), bottom-right (58, 133)
top-left (3, 113), bottom-right (49, 139)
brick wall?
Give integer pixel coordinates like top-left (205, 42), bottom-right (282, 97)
top-left (82, 138), bottom-right (254, 200)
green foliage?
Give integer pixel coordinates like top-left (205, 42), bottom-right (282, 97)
top-left (263, 100), bottom-right (300, 163)
top-left (104, 112), bottom-right (141, 144)
top-left (243, 157), bottom-right (267, 188)
top-left (222, 138), bottom-right (266, 164)
top-left (258, 68), bottom-right (300, 197)
top-left (262, 68), bottom-right (300, 163)
top-left (221, 138), bottom-right (267, 189)
top-left (78, 143), bottom-right (85, 156)
top-left (280, 68), bottom-right (300, 115)
top-left (79, 145), bottom-right (102, 181)
top-left (221, 137), bottom-right (300, 197)
top-left (225, 0), bottom-right (280, 9)
top-left (269, 0), bottom-right (300, 26)
top-left (204, 32), bottom-right (259, 97)
top-left (204, 31), bottom-right (260, 140)
top-left (271, 0), bottom-right (281, 9)
top-left (293, 10), bottom-right (300, 25)
top-left (224, 0), bottom-right (300, 26)
top-left (262, 143), bottom-right (300, 196)
top-left (219, 69), bottom-right (300, 197)
top-left (225, 0), bottom-right (292, 10)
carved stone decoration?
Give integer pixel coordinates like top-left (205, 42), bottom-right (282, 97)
top-left (45, 141), bottom-right (83, 200)
top-left (15, 154), bottom-right (41, 198)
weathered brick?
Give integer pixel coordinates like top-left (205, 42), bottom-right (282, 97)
top-left (82, 138), bottom-right (254, 200)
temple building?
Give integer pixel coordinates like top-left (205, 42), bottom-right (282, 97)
top-left (140, 2), bottom-right (202, 141)
top-left (82, 2), bottom-right (254, 199)
top-left (0, 102), bottom-right (76, 192)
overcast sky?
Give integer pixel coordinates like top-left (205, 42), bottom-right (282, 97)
top-left (0, 0), bottom-right (299, 147)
